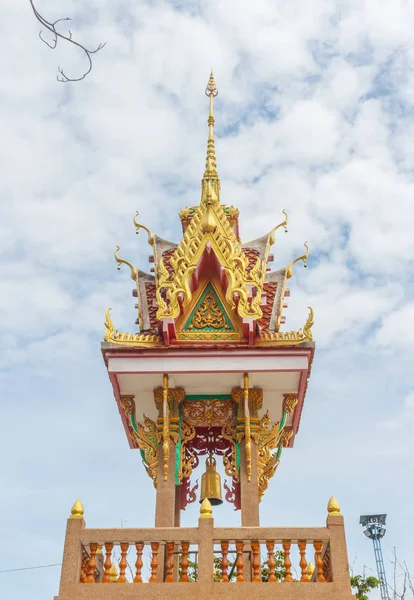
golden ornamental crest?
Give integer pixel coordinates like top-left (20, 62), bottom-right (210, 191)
top-left (188, 289), bottom-right (230, 330)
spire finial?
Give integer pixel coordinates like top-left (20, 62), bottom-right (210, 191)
top-left (70, 498), bottom-right (84, 519)
top-left (327, 496), bottom-right (342, 516)
top-left (202, 72), bottom-right (220, 204)
top-left (200, 497), bottom-right (213, 519)
top-left (109, 563), bottom-right (119, 582)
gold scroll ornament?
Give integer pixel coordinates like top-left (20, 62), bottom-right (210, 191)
top-left (257, 393), bottom-right (298, 500)
top-left (181, 399), bottom-right (235, 428)
top-left (187, 288), bottom-right (230, 330)
top-left (120, 396), bottom-right (159, 488)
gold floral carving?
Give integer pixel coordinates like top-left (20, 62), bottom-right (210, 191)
top-left (104, 308), bottom-right (162, 346)
top-left (232, 387), bottom-right (263, 418)
top-left (103, 306), bottom-right (315, 348)
top-left (181, 399), bottom-right (235, 428)
top-left (258, 453), bottom-right (280, 500)
top-left (286, 242), bottom-right (309, 280)
top-left (154, 194), bottom-right (265, 322)
top-left (177, 331), bottom-right (242, 341)
top-left (283, 393), bottom-right (298, 415)
top-left (280, 427), bottom-right (293, 447)
top-left (257, 307), bottom-right (314, 345)
top-left (120, 396), bottom-right (159, 488)
top-left (133, 212), bottom-right (155, 247)
top-left (178, 420), bottom-right (196, 483)
top-left (156, 375), bottom-right (180, 481)
top-left (257, 411), bottom-right (284, 502)
top-left (153, 388), bottom-right (185, 416)
top-left (187, 289), bottom-right (230, 330)
top-left (137, 416), bottom-right (159, 487)
top-left (114, 246), bottom-right (138, 281)
top-left (256, 395), bottom-right (297, 499)
top-left (221, 424), bottom-right (240, 483)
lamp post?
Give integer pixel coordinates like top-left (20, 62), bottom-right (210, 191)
top-left (359, 514), bottom-right (389, 600)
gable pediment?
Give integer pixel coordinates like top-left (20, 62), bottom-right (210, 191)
top-left (177, 280), bottom-right (242, 341)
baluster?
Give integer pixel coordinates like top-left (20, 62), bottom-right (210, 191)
top-left (134, 542), bottom-right (144, 583)
top-left (150, 542), bottom-right (159, 583)
top-left (298, 541), bottom-right (309, 582)
top-left (313, 541), bottom-right (326, 582)
top-left (80, 554), bottom-right (88, 583)
top-left (251, 541), bottom-right (261, 582)
top-left (165, 542), bottom-right (174, 582)
top-left (86, 543), bottom-right (98, 583)
top-left (118, 543), bottom-right (129, 583)
top-left (102, 543), bottom-right (113, 584)
top-left (236, 541), bottom-right (244, 582)
top-left (282, 540), bottom-right (293, 582)
top-left (266, 541), bottom-right (276, 582)
top-left (221, 541), bottom-right (229, 583)
top-left (181, 542), bottom-right (190, 582)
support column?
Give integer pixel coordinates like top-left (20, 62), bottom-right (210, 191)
top-left (239, 442), bottom-right (259, 582)
top-left (58, 516), bottom-right (84, 594)
top-left (174, 485), bottom-right (181, 527)
top-left (326, 498), bottom-right (353, 595)
top-left (198, 510), bottom-right (214, 584)
top-left (239, 442), bottom-right (260, 527)
top-left (155, 439), bottom-right (178, 582)
top-left (155, 440), bottom-right (178, 527)
top-left (327, 513), bottom-right (353, 588)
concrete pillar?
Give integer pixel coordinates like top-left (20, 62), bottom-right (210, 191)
top-left (327, 514), bottom-right (353, 589)
top-left (155, 440), bottom-right (177, 527)
top-left (239, 442), bottom-right (260, 527)
top-left (155, 440), bottom-right (178, 582)
top-left (58, 517), bottom-right (84, 595)
top-left (197, 516), bottom-right (214, 584)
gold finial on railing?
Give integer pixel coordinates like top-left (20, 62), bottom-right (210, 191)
top-left (200, 497), bottom-right (213, 519)
top-left (327, 496), bottom-right (342, 516)
top-left (109, 563), bottom-right (119, 582)
top-left (307, 561), bottom-right (315, 578)
top-left (70, 498), bottom-right (84, 519)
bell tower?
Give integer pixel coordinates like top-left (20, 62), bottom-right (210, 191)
top-left (54, 74), bottom-right (355, 600)
top-left (102, 72), bottom-right (315, 529)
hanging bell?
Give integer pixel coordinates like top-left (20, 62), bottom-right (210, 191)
top-left (200, 453), bottom-right (223, 506)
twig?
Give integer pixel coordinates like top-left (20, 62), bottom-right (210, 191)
top-left (29, 0), bottom-right (105, 81)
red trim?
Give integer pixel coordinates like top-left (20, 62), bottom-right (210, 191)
top-left (109, 372), bottom-right (136, 450)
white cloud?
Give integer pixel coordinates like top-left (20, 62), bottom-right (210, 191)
top-left (2, 1), bottom-right (414, 599)
top-left (376, 303), bottom-right (414, 348)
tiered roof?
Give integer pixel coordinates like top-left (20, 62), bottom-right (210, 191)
top-left (105, 73), bottom-right (313, 348)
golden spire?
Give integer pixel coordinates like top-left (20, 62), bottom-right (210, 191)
top-left (327, 496), bottom-right (342, 516)
top-left (200, 497), bottom-right (213, 519)
top-left (202, 71), bottom-right (220, 204)
top-left (109, 563), bottom-right (119, 582)
top-left (70, 498), bottom-right (84, 519)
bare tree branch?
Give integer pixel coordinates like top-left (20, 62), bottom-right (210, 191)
top-left (29, 0), bottom-right (105, 82)
top-left (387, 547), bottom-right (414, 600)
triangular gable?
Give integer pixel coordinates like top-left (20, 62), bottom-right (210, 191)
top-left (177, 281), bottom-right (242, 341)
top-left (183, 283), bottom-right (235, 332)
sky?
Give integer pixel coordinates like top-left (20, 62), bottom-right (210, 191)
top-left (1, 0), bottom-right (414, 598)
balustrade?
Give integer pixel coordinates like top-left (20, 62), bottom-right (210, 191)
top-left (55, 497), bottom-right (354, 599)
top-left (76, 536), bottom-right (331, 584)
